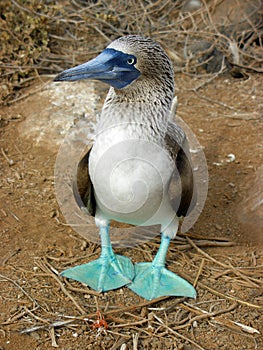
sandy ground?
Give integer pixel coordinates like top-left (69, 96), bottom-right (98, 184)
top-left (0, 71), bottom-right (262, 349)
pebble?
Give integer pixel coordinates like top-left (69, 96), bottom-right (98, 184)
top-left (30, 332), bottom-right (40, 340)
top-left (226, 153), bottom-right (236, 162)
top-left (192, 320), bottom-right (198, 328)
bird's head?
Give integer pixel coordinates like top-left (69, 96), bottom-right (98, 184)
top-left (54, 35), bottom-right (174, 91)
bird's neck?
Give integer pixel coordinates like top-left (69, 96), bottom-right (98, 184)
top-left (96, 83), bottom-right (173, 143)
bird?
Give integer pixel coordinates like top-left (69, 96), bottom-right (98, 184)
top-left (54, 35), bottom-right (197, 300)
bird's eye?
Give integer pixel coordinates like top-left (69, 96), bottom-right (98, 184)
top-left (127, 57), bottom-right (135, 65)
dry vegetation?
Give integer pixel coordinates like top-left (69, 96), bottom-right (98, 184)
top-left (0, 1), bottom-right (263, 349)
top-left (1, 0), bottom-right (262, 104)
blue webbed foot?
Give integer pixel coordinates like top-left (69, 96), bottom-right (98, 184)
top-left (61, 253), bottom-right (134, 292)
top-left (129, 262), bottom-right (196, 300)
top-left (61, 225), bottom-right (134, 292)
top-left (129, 234), bottom-right (196, 300)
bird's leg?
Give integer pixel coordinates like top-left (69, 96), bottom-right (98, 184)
top-left (129, 233), bottom-right (196, 300)
top-left (61, 225), bottom-right (134, 292)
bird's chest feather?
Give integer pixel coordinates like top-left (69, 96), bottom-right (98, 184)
top-left (89, 125), bottom-right (174, 223)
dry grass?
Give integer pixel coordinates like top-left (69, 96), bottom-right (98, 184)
top-left (1, 231), bottom-right (262, 349)
top-left (0, 0), bottom-right (262, 104)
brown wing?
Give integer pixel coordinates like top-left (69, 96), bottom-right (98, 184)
top-left (73, 149), bottom-right (96, 216)
top-left (165, 121), bottom-right (196, 217)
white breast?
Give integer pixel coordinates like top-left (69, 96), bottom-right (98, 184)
top-left (89, 125), bottom-right (176, 227)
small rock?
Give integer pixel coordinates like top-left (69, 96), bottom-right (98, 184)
top-left (192, 320), bottom-right (198, 328)
top-left (226, 153), bottom-right (236, 163)
top-left (30, 332), bottom-right (40, 340)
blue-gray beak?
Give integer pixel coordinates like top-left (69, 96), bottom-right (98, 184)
top-left (54, 48), bottom-right (140, 89)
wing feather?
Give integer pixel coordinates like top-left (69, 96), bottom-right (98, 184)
top-left (73, 149), bottom-right (96, 216)
top-left (165, 121), bottom-right (196, 217)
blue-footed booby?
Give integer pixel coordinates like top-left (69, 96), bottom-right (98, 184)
top-left (54, 35), bottom-right (196, 300)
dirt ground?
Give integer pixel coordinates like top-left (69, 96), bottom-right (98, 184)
top-left (0, 66), bottom-right (262, 350)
